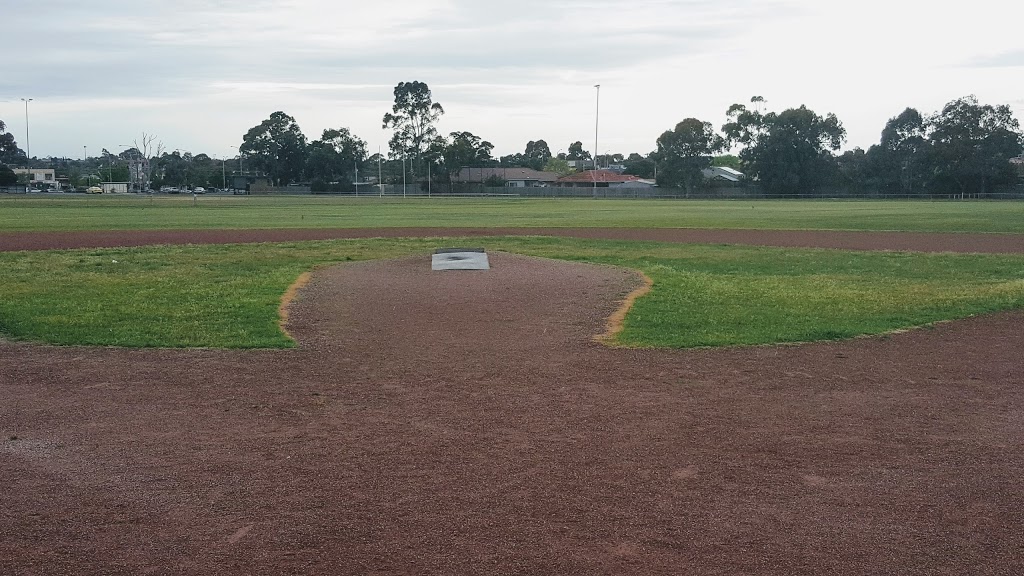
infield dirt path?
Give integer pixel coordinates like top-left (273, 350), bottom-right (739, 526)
top-left (2, 251), bottom-right (1022, 575)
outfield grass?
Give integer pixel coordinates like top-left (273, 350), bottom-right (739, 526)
top-left (1, 195), bottom-right (1024, 233)
top-left (2, 237), bottom-right (1023, 349)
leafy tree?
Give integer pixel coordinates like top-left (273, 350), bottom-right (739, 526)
top-left (566, 141), bottom-right (592, 162)
top-left (723, 101), bottom-right (845, 195)
top-left (426, 131), bottom-right (494, 189)
top-left (0, 163), bottom-right (16, 185)
top-left (240, 111), bottom-right (308, 185)
top-left (655, 118), bottom-right (726, 194)
top-left (543, 157), bottom-right (573, 177)
top-left (306, 128), bottom-right (368, 184)
top-left (382, 81), bottom-right (444, 175)
top-left (623, 155), bottom-right (656, 178)
top-left (712, 154), bottom-right (742, 170)
top-left (927, 95), bottom-right (1022, 196)
top-left (864, 108), bottom-right (929, 194)
top-left (0, 120), bottom-right (27, 166)
top-left (835, 148), bottom-right (873, 193)
top-left (499, 153), bottom-right (526, 167)
top-left (524, 140), bottom-right (552, 170)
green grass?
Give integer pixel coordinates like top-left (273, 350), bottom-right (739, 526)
top-left (2, 237), bottom-right (1023, 348)
top-left (2, 196), bottom-right (1024, 233)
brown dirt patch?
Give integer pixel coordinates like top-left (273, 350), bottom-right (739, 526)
top-left (2, 250), bottom-right (1024, 574)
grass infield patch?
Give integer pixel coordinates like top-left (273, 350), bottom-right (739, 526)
top-left (1, 237), bottom-right (1023, 348)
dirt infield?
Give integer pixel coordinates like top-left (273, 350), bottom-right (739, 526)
top-left (3, 226), bottom-right (1024, 253)
top-left (2, 250), bottom-right (1022, 575)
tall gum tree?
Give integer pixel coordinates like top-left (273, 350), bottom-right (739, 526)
top-left (382, 81), bottom-right (444, 177)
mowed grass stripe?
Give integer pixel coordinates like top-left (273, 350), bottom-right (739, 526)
top-left (2, 196), bottom-right (1024, 233)
top-left (1, 237), bottom-right (1023, 349)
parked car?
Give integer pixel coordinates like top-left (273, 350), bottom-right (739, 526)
top-left (86, 186), bottom-right (103, 194)
top-left (193, 187), bottom-right (205, 194)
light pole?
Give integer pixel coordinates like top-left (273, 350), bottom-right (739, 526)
top-left (230, 145), bottom-right (243, 192)
top-left (378, 146), bottom-right (383, 198)
top-left (20, 98), bottom-right (32, 168)
top-left (593, 84), bottom-right (600, 198)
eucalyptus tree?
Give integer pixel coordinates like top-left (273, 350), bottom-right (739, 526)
top-left (382, 81), bottom-right (444, 176)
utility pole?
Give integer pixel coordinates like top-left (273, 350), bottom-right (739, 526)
top-left (378, 146), bottom-right (383, 198)
top-left (20, 98), bottom-right (32, 168)
top-left (593, 84), bottom-right (600, 198)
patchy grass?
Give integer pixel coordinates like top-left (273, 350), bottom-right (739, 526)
top-left (1, 237), bottom-right (1023, 348)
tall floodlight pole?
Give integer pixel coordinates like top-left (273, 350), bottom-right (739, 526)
top-left (402, 156), bottom-right (407, 198)
top-left (378, 146), bottom-right (383, 198)
top-left (593, 84), bottom-right (600, 198)
top-left (230, 145), bottom-right (243, 192)
top-left (20, 98), bottom-right (32, 167)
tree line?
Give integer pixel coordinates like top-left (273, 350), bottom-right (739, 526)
top-left (2, 84), bottom-right (1022, 195)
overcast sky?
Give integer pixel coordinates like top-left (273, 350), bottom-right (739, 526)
top-left (3, 0), bottom-right (1022, 160)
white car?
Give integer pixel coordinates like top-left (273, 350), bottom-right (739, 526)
top-left (193, 187), bottom-right (206, 194)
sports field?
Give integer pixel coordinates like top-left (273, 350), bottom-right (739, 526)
top-left (2, 198), bottom-right (1023, 574)
top-left (2, 195), bottom-right (1024, 233)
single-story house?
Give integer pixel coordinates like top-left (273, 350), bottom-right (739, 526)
top-left (455, 167), bottom-right (560, 188)
top-left (554, 169), bottom-right (655, 188)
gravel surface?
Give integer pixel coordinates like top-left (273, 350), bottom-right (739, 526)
top-left (1, 233), bottom-right (1023, 575)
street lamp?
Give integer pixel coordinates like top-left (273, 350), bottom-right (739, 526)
top-left (229, 145), bottom-right (244, 192)
top-left (20, 98), bottom-right (32, 168)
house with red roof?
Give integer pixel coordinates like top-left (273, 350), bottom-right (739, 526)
top-left (554, 169), bottom-right (656, 188)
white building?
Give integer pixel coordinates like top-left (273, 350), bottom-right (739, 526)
top-left (12, 168), bottom-right (57, 187)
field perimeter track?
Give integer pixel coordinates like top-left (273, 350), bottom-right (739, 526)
top-left (3, 226), bottom-right (1024, 253)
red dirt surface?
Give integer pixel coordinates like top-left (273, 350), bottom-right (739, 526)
top-left (3, 226), bottom-right (1024, 253)
top-left (2, 235), bottom-right (1024, 575)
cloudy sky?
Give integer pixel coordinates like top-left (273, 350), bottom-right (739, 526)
top-left (2, 0), bottom-right (1022, 160)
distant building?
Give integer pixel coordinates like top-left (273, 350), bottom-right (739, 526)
top-left (701, 166), bottom-right (746, 182)
top-left (455, 167), bottom-right (560, 187)
top-left (12, 168), bottom-right (56, 186)
top-left (555, 169), bottom-right (656, 188)
top-left (101, 182), bottom-right (129, 194)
